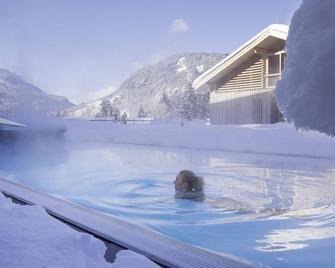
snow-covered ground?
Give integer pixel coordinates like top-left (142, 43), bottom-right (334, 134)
top-left (0, 193), bottom-right (159, 268)
top-left (64, 120), bottom-right (335, 159)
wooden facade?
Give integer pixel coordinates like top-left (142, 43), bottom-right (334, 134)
top-left (209, 88), bottom-right (276, 124)
top-left (193, 24), bottom-right (288, 125)
top-left (209, 53), bottom-right (282, 124)
top-left (216, 54), bottom-right (264, 92)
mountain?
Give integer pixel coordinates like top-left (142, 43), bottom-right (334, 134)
top-left (0, 69), bottom-right (74, 116)
top-left (66, 53), bottom-right (226, 119)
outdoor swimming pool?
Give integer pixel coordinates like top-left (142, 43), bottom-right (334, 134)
top-left (0, 136), bottom-right (334, 267)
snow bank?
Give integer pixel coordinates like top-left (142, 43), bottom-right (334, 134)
top-left (65, 120), bottom-right (335, 159)
top-left (0, 193), bottom-right (159, 268)
top-left (0, 193), bottom-right (111, 268)
top-left (275, 0), bottom-right (335, 136)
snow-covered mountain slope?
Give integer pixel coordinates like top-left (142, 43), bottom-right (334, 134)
top-left (66, 53), bottom-right (226, 119)
top-left (0, 69), bottom-right (73, 116)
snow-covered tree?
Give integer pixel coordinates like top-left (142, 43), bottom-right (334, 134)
top-left (137, 106), bottom-right (147, 118)
top-left (196, 91), bottom-right (209, 119)
top-left (111, 107), bottom-right (120, 122)
top-left (275, 0), bottom-right (335, 136)
top-left (179, 84), bottom-right (199, 120)
top-left (159, 92), bottom-right (173, 116)
top-left (121, 112), bottom-right (128, 124)
top-left (100, 99), bottom-right (111, 118)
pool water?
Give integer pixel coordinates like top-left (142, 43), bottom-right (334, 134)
top-left (0, 136), bottom-right (334, 267)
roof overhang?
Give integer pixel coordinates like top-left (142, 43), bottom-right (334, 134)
top-left (193, 24), bottom-right (289, 89)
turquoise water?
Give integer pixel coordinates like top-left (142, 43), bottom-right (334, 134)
top-left (0, 135), bottom-right (334, 267)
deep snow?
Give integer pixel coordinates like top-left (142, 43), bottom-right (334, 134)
top-left (63, 119), bottom-right (335, 159)
top-left (0, 193), bottom-right (159, 268)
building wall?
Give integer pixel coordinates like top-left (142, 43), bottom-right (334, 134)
top-left (216, 54), bottom-right (264, 91)
top-left (209, 53), bottom-right (280, 124)
top-left (210, 88), bottom-right (273, 124)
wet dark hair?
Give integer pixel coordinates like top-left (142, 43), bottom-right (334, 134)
top-left (177, 170), bottom-right (204, 192)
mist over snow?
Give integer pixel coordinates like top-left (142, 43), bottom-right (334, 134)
top-left (0, 69), bottom-right (73, 130)
top-left (0, 69), bottom-right (73, 116)
top-left (275, 0), bottom-right (335, 136)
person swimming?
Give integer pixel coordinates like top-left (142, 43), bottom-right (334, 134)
top-left (174, 170), bottom-right (204, 199)
top-left (173, 170), bottom-right (288, 217)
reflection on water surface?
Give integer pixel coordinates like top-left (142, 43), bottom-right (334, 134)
top-left (0, 137), bottom-right (334, 267)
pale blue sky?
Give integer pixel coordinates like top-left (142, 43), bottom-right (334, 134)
top-left (0, 0), bottom-right (301, 103)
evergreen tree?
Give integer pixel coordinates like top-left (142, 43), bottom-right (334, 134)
top-left (179, 83), bottom-right (198, 120)
top-left (161, 92), bottom-right (170, 107)
top-left (137, 106), bottom-right (147, 118)
top-left (100, 99), bottom-right (111, 117)
top-left (121, 112), bottom-right (128, 124)
top-left (159, 92), bottom-right (171, 116)
top-left (197, 91), bottom-right (209, 119)
top-left (111, 107), bottom-right (120, 122)
top-left (159, 92), bottom-right (180, 117)
top-left (108, 104), bottom-right (114, 118)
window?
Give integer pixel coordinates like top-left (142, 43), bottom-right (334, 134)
top-left (265, 52), bottom-right (285, 88)
top-left (268, 55), bottom-right (280, 74)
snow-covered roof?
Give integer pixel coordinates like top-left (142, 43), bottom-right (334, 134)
top-left (193, 24), bottom-right (289, 89)
top-left (0, 117), bottom-right (26, 128)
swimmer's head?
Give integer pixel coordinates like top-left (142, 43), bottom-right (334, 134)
top-left (174, 170), bottom-right (204, 199)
